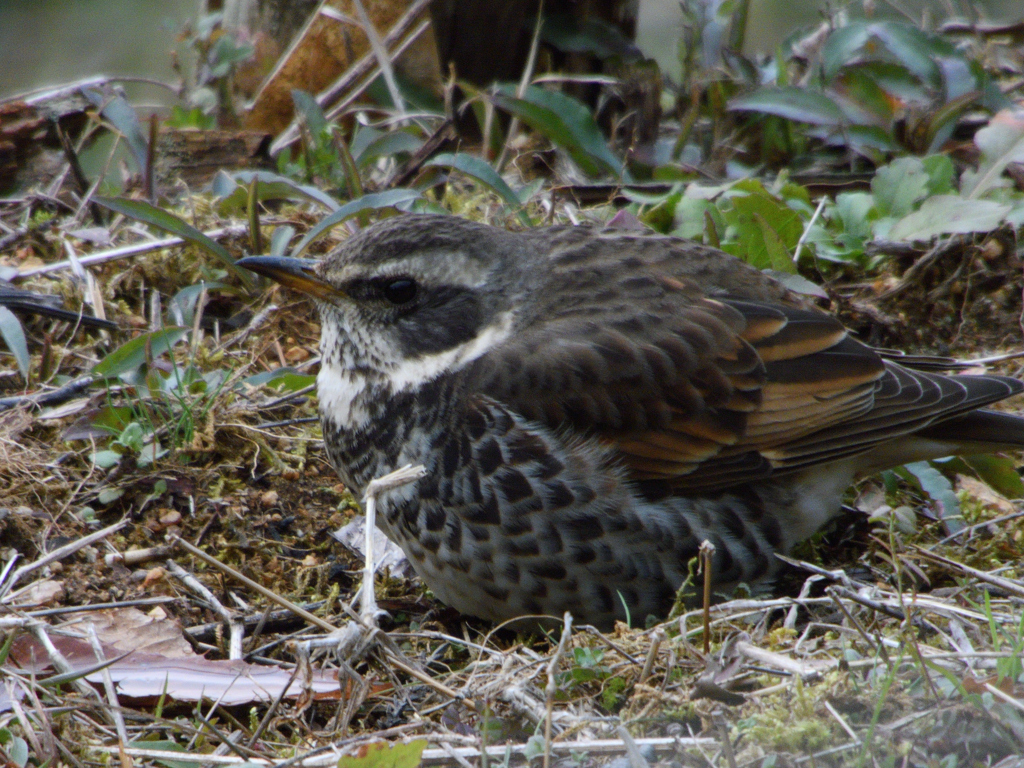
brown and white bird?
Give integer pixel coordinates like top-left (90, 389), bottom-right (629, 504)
top-left (239, 215), bottom-right (1024, 628)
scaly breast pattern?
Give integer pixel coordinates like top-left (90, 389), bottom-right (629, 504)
top-left (323, 378), bottom-right (795, 628)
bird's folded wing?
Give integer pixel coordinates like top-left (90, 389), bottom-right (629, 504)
top-left (472, 283), bottom-right (1020, 491)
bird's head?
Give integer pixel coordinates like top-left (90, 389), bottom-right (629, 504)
top-left (238, 215), bottom-right (531, 390)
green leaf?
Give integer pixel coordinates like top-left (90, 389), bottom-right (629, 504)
top-left (90, 449), bottom-right (123, 469)
top-left (844, 124), bottom-right (901, 153)
top-left (834, 192), bottom-right (876, 240)
top-left (0, 729), bottom-right (28, 768)
top-left (291, 90), bottom-right (329, 138)
top-left (937, 55), bottom-right (978, 102)
top-left (755, 214), bottom-right (797, 273)
top-left (725, 206), bottom-right (793, 271)
top-left (889, 195), bottom-right (1010, 241)
top-left (904, 461), bottom-right (964, 534)
top-left (137, 439), bottom-right (168, 467)
top-left (821, 23), bottom-right (871, 80)
top-left (523, 735), bottom-right (547, 762)
top-left (541, 14), bottom-right (640, 59)
top-left (728, 87), bottom-right (844, 126)
top-left (289, 189), bottom-right (422, 258)
top-left (861, 61), bottom-right (930, 103)
top-left (98, 487), bottom-right (125, 505)
top-left (492, 84), bottom-right (623, 178)
top-left (210, 35), bottom-right (254, 76)
top-left (869, 22), bottom-right (951, 86)
top-left (722, 184), bottom-right (804, 267)
top-left (270, 225), bottom-right (295, 256)
top-left (830, 68), bottom-right (896, 127)
top-left (168, 281), bottom-right (224, 327)
top-left (671, 197), bottom-right (713, 240)
top-left (355, 130), bottom-right (424, 167)
top-left (93, 197), bottom-right (254, 287)
top-left (350, 124), bottom-right (383, 159)
top-left (213, 170), bottom-right (341, 212)
top-left (641, 190), bottom-right (683, 233)
top-left (63, 404), bottom-right (135, 441)
top-left (962, 109), bottom-right (1024, 199)
top-left (240, 368), bottom-right (316, 392)
top-left (517, 177), bottom-right (546, 204)
top-left (924, 91), bottom-right (981, 154)
top-left (1007, 202), bottom-right (1024, 229)
top-left (337, 740), bottom-right (427, 768)
top-left (921, 154), bottom-right (955, 195)
top-left (0, 305), bottom-right (30, 382)
top-left (870, 157), bottom-right (930, 218)
top-left (426, 153), bottom-right (533, 226)
top-left (93, 327), bottom-right (189, 380)
top-left (964, 454), bottom-right (1024, 500)
top-left (769, 271), bottom-right (829, 298)
top-left (622, 185), bottom-right (681, 205)
top-left (85, 91), bottom-right (149, 175)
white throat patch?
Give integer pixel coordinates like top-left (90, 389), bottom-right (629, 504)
top-left (318, 365), bottom-right (371, 429)
top-left (316, 310), bottom-right (514, 429)
top-left (317, 313), bottom-right (374, 429)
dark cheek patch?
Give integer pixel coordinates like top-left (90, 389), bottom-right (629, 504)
top-left (395, 287), bottom-right (484, 355)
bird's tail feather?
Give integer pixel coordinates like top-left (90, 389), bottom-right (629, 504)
top-left (915, 409), bottom-right (1024, 451)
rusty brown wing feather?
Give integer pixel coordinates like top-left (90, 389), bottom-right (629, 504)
top-left (470, 228), bottom-right (1022, 492)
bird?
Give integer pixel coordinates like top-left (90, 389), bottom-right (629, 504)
top-left (238, 214), bottom-right (1024, 628)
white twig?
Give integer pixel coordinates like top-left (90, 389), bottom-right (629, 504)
top-left (497, 0), bottom-right (546, 171)
top-left (615, 726), bottom-right (651, 768)
top-left (166, 559), bottom-right (244, 659)
top-left (350, 0), bottom-right (405, 117)
top-left (437, 742), bottom-right (476, 768)
top-left (85, 624), bottom-right (132, 766)
top-left (793, 196), bottom-right (827, 263)
top-left (360, 464), bottom-right (426, 624)
top-left (543, 612), bottom-right (573, 768)
top-left (0, 520), bottom-right (127, 601)
top-left (269, 0), bottom-right (431, 154)
top-left (824, 700), bottom-right (861, 744)
top-left (985, 682), bottom-right (1024, 714)
top-left (29, 623), bottom-right (98, 700)
top-left (639, 627), bottom-right (664, 684)
top-left (93, 736), bottom-right (719, 766)
top-left (735, 639), bottom-right (825, 681)
top-left (15, 226), bottom-right (248, 278)
top-left (104, 545), bottom-right (174, 567)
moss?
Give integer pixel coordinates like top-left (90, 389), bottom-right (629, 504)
top-left (736, 676), bottom-right (842, 753)
top-left (741, 715), bottom-right (833, 753)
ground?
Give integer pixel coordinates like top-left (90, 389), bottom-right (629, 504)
top-left (3, 204), bottom-right (1024, 766)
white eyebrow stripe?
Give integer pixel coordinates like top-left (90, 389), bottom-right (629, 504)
top-left (331, 250), bottom-right (493, 290)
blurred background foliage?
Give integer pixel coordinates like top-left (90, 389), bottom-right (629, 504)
top-left (3, 0), bottom-right (1021, 100)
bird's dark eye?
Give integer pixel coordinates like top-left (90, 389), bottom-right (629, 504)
top-left (382, 278), bottom-right (417, 305)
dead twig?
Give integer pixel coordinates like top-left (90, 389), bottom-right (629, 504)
top-left (875, 236), bottom-right (968, 301)
top-left (15, 225), bottom-right (249, 278)
top-left (543, 612), bottom-right (572, 768)
top-left (912, 546), bottom-right (1024, 599)
top-left (0, 520), bottom-right (127, 602)
top-left (269, 0), bottom-right (433, 155)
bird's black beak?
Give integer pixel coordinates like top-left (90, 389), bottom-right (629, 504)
top-left (236, 255), bottom-right (341, 301)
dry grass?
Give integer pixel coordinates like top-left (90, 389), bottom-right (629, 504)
top-left (2, 190), bottom-right (1024, 768)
